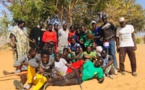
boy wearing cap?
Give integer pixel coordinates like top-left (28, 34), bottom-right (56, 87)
top-left (116, 17), bottom-right (137, 76)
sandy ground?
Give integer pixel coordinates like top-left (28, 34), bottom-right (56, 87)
top-left (0, 44), bottom-right (145, 90)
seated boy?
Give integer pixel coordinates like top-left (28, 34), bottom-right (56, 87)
top-left (54, 53), bottom-right (84, 76)
top-left (82, 58), bottom-right (104, 83)
top-left (14, 50), bottom-right (55, 90)
top-left (62, 48), bottom-right (75, 64)
top-left (83, 46), bottom-right (96, 61)
top-left (4, 48), bottom-right (36, 86)
top-left (101, 50), bottom-right (116, 79)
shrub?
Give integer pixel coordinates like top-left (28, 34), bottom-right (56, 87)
top-left (136, 38), bottom-right (141, 44)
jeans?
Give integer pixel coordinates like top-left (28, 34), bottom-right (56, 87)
top-left (104, 41), bottom-right (117, 69)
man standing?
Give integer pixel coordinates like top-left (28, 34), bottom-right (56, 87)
top-left (29, 22), bottom-right (42, 52)
top-left (10, 21), bottom-right (29, 61)
top-left (116, 17), bottom-right (137, 76)
top-left (100, 15), bottom-right (117, 72)
top-left (91, 21), bottom-right (102, 46)
top-left (58, 24), bottom-right (69, 53)
top-left (42, 24), bottom-right (57, 52)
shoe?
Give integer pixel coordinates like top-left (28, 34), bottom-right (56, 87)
top-left (120, 71), bottom-right (125, 75)
top-left (114, 69), bottom-right (118, 75)
top-left (13, 80), bottom-right (25, 90)
top-left (132, 72), bottom-right (137, 76)
top-left (109, 75), bottom-right (114, 79)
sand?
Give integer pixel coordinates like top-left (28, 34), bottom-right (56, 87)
top-left (0, 44), bottom-right (145, 90)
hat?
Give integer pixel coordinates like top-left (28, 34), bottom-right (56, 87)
top-left (119, 17), bottom-right (125, 22)
top-left (96, 46), bottom-right (103, 52)
top-left (91, 21), bottom-right (96, 24)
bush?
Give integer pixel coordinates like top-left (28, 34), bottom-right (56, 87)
top-left (136, 38), bottom-right (141, 44)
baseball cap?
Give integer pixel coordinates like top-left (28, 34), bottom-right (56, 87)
top-left (91, 21), bottom-right (96, 24)
top-left (119, 17), bottom-right (125, 22)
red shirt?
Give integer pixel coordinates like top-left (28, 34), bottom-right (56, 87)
top-left (68, 30), bottom-right (76, 39)
top-left (42, 30), bottom-right (57, 43)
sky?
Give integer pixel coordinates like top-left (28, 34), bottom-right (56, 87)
top-left (0, 0), bottom-right (145, 19)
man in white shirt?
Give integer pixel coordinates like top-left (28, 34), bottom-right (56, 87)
top-left (58, 24), bottom-right (69, 53)
top-left (116, 17), bottom-right (137, 76)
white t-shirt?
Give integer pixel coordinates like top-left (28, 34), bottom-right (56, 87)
top-left (54, 58), bottom-right (68, 76)
top-left (116, 25), bottom-right (134, 47)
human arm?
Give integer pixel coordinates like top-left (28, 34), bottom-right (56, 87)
top-left (132, 32), bottom-right (137, 50)
top-left (103, 56), bottom-right (113, 70)
top-left (13, 55), bottom-right (28, 67)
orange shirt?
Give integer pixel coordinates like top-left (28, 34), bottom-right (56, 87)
top-left (42, 30), bottom-right (57, 43)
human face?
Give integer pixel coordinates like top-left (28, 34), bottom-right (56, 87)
top-left (71, 38), bottom-right (76, 45)
top-left (102, 18), bottom-right (107, 24)
top-left (63, 49), bottom-right (68, 56)
top-left (48, 25), bottom-right (53, 31)
top-left (75, 47), bottom-right (80, 54)
top-left (101, 51), bottom-right (107, 58)
top-left (54, 24), bottom-right (58, 30)
top-left (70, 26), bottom-right (75, 32)
top-left (92, 23), bottom-right (96, 29)
top-left (63, 24), bottom-right (67, 30)
top-left (30, 51), bottom-right (37, 58)
top-left (41, 54), bottom-right (49, 64)
top-left (48, 48), bottom-right (53, 55)
top-left (81, 26), bottom-right (86, 32)
top-left (86, 46), bottom-right (92, 53)
top-left (95, 60), bottom-right (102, 67)
top-left (92, 42), bottom-right (97, 49)
top-left (120, 22), bottom-right (126, 28)
top-left (55, 54), bottom-right (60, 62)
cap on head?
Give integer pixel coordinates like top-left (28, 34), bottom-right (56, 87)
top-left (96, 46), bottom-right (103, 52)
top-left (91, 21), bottom-right (96, 24)
top-left (119, 17), bottom-right (125, 22)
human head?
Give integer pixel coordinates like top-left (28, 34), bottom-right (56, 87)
top-left (41, 50), bottom-right (49, 64)
top-left (75, 46), bottom-right (81, 54)
top-left (55, 52), bottom-right (61, 62)
top-left (87, 33), bottom-right (94, 40)
top-left (28, 48), bottom-right (37, 58)
top-left (63, 24), bottom-right (67, 30)
top-left (95, 58), bottom-right (104, 67)
top-left (92, 41), bottom-right (97, 49)
top-left (47, 46), bottom-right (53, 55)
top-left (119, 17), bottom-right (126, 27)
top-left (54, 23), bottom-right (58, 31)
top-left (48, 24), bottom-right (53, 31)
top-left (86, 46), bottom-right (92, 53)
top-left (70, 25), bottom-right (75, 32)
top-left (81, 25), bottom-right (86, 32)
top-left (102, 15), bottom-right (108, 24)
top-left (63, 48), bottom-right (68, 56)
top-left (18, 21), bottom-right (25, 29)
top-left (71, 38), bottom-right (76, 45)
top-left (101, 50), bottom-right (107, 58)
top-left (91, 21), bottom-right (96, 29)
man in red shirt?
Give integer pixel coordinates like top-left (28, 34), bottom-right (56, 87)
top-left (68, 25), bottom-right (76, 43)
top-left (42, 24), bottom-right (57, 52)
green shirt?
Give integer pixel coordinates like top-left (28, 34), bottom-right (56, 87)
top-left (82, 60), bottom-right (104, 81)
top-left (68, 52), bottom-right (83, 62)
top-left (80, 30), bottom-right (93, 47)
top-left (83, 51), bottom-right (96, 60)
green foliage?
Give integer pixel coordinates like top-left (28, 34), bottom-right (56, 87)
top-left (3, 0), bottom-right (145, 32)
top-left (136, 38), bottom-right (141, 44)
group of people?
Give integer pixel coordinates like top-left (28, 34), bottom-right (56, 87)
top-left (6, 15), bottom-right (137, 90)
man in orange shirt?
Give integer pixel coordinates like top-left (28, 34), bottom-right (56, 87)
top-left (42, 24), bottom-right (57, 52)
